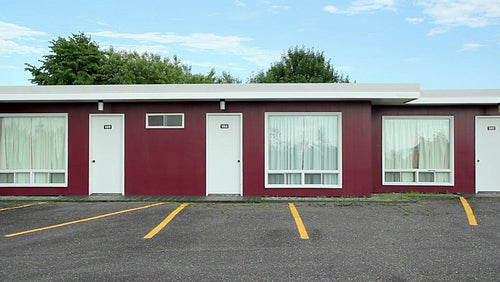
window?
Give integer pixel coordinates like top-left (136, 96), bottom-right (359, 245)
top-left (146, 113), bottom-right (184, 128)
top-left (382, 116), bottom-right (454, 185)
top-left (265, 113), bottom-right (342, 188)
top-left (0, 114), bottom-right (68, 187)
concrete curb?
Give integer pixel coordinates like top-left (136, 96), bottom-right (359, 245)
top-left (0, 193), bottom-right (488, 204)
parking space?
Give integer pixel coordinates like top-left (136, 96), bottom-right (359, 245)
top-left (0, 198), bottom-right (498, 281)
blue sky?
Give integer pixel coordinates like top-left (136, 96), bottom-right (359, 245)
top-left (0, 0), bottom-right (499, 89)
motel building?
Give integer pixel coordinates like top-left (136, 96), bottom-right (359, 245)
top-left (0, 83), bottom-right (499, 197)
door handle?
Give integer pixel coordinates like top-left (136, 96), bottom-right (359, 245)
top-left (237, 160), bottom-right (241, 163)
top-left (92, 160), bottom-right (96, 163)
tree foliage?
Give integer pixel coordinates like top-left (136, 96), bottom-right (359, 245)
top-left (250, 46), bottom-right (350, 83)
top-left (26, 34), bottom-right (349, 85)
top-left (25, 33), bottom-right (106, 85)
top-left (102, 48), bottom-right (190, 84)
top-left (25, 33), bottom-right (239, 85)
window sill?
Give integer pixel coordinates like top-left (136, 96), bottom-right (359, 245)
top-left (265, 185), bottom-right (342, 189)
top-left (382, 182), bottom-right (454, 186)
top-left (0, 184), bottom-right (68, 188)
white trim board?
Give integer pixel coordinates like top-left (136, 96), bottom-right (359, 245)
top-left (0, 83), bottom-right (420, 105)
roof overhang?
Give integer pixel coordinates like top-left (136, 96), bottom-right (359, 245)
top-left (407, 89), bottom-right (500, 105)
top-left (0, 83), bottom-right (420, 105)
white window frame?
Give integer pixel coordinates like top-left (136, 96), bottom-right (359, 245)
top-left (146, 113), bottom-right (185, 129)
top-left (382, 116), bottom-right (454, 186)
top-left (0, 113), bottom-right (68, 187)
top-left (265, 112), bottom-right (342, 189)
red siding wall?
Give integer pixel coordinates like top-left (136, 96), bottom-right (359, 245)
top-left (237, 101), bottom-right (373, 197)
top-left (0, 103), bottom-right (94, 195)
top-left (121, 101), bottom-right (373, 196)
top-left (0, 101), bottom-right (373, 196)
top-left (7, 101), bottom-right (496, 196)
top-left (372, 105), bottom-right (499, 194)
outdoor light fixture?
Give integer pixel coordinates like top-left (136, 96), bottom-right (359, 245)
top-left (220, 99), bottom-right (226, 110)
top-left (98, 101), bottom-right (104, 111)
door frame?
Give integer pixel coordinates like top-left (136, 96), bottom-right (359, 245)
top-left (205, 113), bottom-right (243, 196)
top-left (475, 116), bottom-right (500, 193)
top-left (88, 114), bottom-right (125, 195)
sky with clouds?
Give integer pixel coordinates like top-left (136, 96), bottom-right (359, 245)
top-left (0, 0), bottom-right (499, 88)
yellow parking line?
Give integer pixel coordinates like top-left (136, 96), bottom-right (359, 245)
top-left (5, 202), bottom-right (167, 237)
top-left (459, 197), bottom-right (478, 226)
top-left (144, 203), bottom-right (188, 239)
top-left (288, 203), bottom-right (309, 239)
top-left (0, 202), bottom-right (47, 212)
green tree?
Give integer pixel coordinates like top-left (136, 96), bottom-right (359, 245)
top-left (25, 33), bottom-right (106, 85)
top-left (215, 71), bottom-right (242, 84)
top-left (102, 48), bottom-right (190, 84)
top-left (26, 33), bottom-right (239, 85)
top-left (250, 46), bottom-right (350, 83)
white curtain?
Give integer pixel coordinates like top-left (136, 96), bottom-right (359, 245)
top-left (0, 118), bottom-right (32, 170)
top-left (384, 118), bottom-right (450, 182)
top-left (268, 116), bottom-right (303, 170)
top-left (268, 115), bottom-right (338, 174)
top-left (0, 116), bottom-right (65, 184)
top-left (303, 116), bottom-right (338, 170)
top-left (31, 117), bottom-right (66, 170)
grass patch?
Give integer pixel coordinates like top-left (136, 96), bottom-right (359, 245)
top-left (374, 192), bottom-right (457, 202)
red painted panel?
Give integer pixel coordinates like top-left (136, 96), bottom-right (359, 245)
top-left (120, 102), bottom-right (211, 195)
top-left (234, 101), bottom-right (373, 197)
top-left (118, 101), bottom-right (373, 196)
top-left (372, 105), bottom-right (499, 194)
top-left (0, 103), bottom-right (92, 195)
top-left (7, 100), bottom-right (494, 196)
top-left (0, 101), bottom-right (375, 196)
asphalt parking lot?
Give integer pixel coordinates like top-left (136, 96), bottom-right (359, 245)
top-left (0, 197), bottom-right (498, 281)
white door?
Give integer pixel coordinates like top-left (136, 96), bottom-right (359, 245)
top-left (476, 116), bottom-right (500, 192)
top-left (206, 114), bottom-right (242, 195)
top-left (89, 114), bottom-right (124, 195)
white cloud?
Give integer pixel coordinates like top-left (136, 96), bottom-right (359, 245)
top-left (323, 0), bottom-right (398, 15)
top-left (0, 39), bottom-right (45, 55)
top-left (184, 60), bottom-right (246, 72)
top-left (264, 1), bottom-right (291, 9)
top-left (90, 31), bottom-right (252, 50)
top-left (183, 33), bottom-right (252, 49)
top-left (234, 0), bottom-right (246, 7)
top-left (0, 21), bottom-right (47, 39)
top-left (416, 0), bottom-right (500, 35)
top-left (0, 21), bottom-right (47, 56)
top-left (269, 5), bottom-right (291, 12)
top-left (95, 21), bottom-right (110, 26)
top-left (110, 44), bottom-right (172, 55)
top-left (461, 43), bottom-right (484, 51)
top-left (323, 5), bottom-right (339, 13)
top-left (0, 64), bottom-right (19, 70)
top-left (406, 17), bottom-right (426, 24)
top-left (90, 31), bottom-right (280, 68)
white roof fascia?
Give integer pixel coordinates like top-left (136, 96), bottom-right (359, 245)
top-left (408, 89), bottom-right (500, 105)
top-left (0, 83), bottom-right (420, 105)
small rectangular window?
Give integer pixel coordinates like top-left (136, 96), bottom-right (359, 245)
top-left (0, 173), bottom-right (14, 183)
top-left (146, 113), bottom-right (184, 128)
